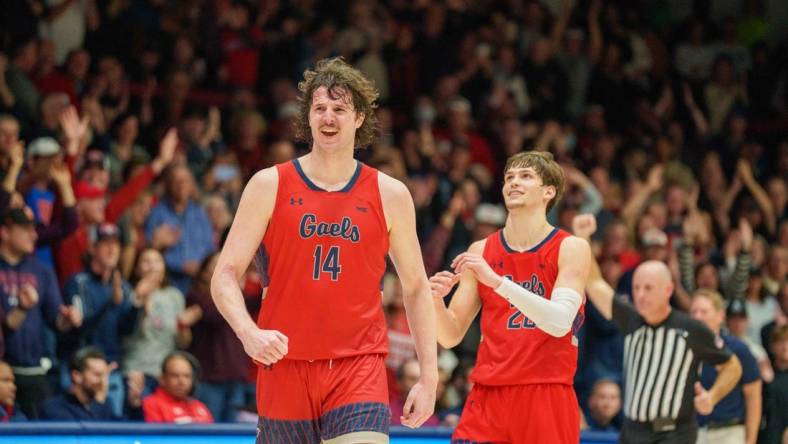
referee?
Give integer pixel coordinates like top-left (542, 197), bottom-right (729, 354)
top-left (574, 215), bottom-right (742, 443)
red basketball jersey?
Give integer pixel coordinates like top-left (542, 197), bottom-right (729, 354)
top-left (471, 228), bottom-right (585, 386)
top-left (258, 159), bottom-right (389, 359)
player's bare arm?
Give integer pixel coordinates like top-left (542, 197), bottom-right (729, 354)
top-left (379, 172), bottom-right (438, 428)
top-left (211, 167), bottom-right (288, 366)
top-left (554, 236), bottom-right (592, 297)
top-left (572, 213), bottom-right (615, 320)
top-left (429, 240), bottom-right (484, 348)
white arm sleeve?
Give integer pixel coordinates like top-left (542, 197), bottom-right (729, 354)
top-left (494, 279), bottom-right (583, 337)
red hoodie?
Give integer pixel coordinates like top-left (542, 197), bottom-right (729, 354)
top-left (142, 388), bottom-right (213, 424)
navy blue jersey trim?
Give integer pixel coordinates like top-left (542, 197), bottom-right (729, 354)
top-left (499, 227), bottom-right (559, 253)
top-left (292, 159), bottom-right (362, 193)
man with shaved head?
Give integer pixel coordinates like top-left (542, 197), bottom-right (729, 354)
top-left (573, 214), bottom-right (742, 444)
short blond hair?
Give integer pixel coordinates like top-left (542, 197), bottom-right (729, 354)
top-left (503, 151), bottom-right (565, 212)
top-left (691, 288), bottom-right (725, 312)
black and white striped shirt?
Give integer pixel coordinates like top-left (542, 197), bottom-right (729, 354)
top-left (612, 297), bottom-right (732, 425)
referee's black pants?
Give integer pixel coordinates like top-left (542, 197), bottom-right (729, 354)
top-left (620, 419), bottom-right (697, 444)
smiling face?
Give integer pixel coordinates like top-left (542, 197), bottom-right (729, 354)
top-left (295, 58), bottom-right (379, 149)
top-left (308, 86), bottom-right (364, 152)
top-left (501, 151), bottom-right (564, 213)
top-left (136, 248), bottom-right (166, 284)
top-left (503, 166), bottom-right (554, 211)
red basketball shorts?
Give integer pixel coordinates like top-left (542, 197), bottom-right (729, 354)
top-left (452, 383), bottom-right (580, 444)
top-left (256, 353), bottom-right (390, 443)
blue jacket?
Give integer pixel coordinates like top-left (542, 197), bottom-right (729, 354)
top-left (40, 393), bottom-right (115, 420)
top-left (0, 255), bottom-right (63, 367)
top-left (61, 270), bottom-right (140, 364)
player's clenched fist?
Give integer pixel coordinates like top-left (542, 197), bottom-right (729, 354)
top-left (693, 382), bottom-right (715, 415)
top-left (429, 271), bottom-right (460, 299)
top-left (240, 327), bottom-right (289, 366)
top-left (571, 213), bottom-right (597, 240)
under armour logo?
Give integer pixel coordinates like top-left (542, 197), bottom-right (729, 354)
top-left (290, 197), bottom-right (303, 205)
top-left (356, 206), bottom-right (368, 212)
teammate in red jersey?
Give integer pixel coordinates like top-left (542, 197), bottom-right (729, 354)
top-left (430, 151), bottom-right (591, 443)
top-left (211, 57), bottom-right (437, 443)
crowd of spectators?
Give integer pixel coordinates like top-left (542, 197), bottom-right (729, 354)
top-left (0, 0), bottom-right (787, 438)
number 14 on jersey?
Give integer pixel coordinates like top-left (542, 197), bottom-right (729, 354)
top-left (312, 245), bottom-right (341, 281)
